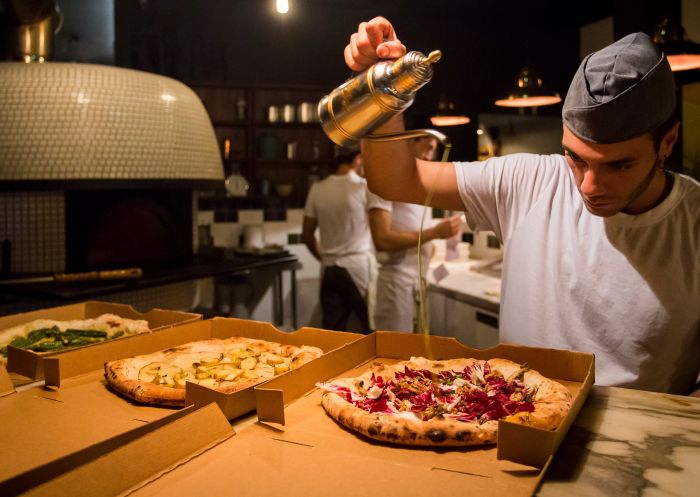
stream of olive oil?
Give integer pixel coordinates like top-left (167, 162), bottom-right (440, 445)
top-left (417, 144), bottom-right (452, 360)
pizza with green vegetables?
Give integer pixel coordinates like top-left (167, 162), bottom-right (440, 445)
top-left (0, 314), bottom-right (150, 363)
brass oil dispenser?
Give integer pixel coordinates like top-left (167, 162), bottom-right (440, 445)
top-left (318, 50), bottom-right (448, 147)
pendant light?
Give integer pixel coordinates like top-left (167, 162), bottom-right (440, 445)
top-left (494, 66), bottom-right (561, 108)
top-left (652, 18), bottom-right (700, 72)
top-left (430, 93), bottom-right (470, 126)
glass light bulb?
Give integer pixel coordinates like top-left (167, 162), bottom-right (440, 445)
top-left (276, 0), bottom-right (289, 14)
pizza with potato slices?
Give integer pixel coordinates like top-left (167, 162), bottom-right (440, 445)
top-left (104, 336), bottom-right (323, 406)
top-left (317, 356), bottom-right (572, 446)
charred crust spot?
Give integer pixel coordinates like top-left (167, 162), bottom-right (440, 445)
top-left (456, 431), bottom-right (471, 441)
top-left (386, 431), bottom-right (399, 441)
top-left (426, 429), bottom-right (447, 443)
top-left (368, 425), bottom-right (379, 436)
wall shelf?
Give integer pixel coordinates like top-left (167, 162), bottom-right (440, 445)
top-left (188, 82), bottom-right (335, 208)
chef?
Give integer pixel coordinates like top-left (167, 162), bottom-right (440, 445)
top-left (344, 17), bottom-right (700, 395)
top-left (368, 132), bottom-right (461, 332)
top-left (302, 146), bottom-right (375, 333)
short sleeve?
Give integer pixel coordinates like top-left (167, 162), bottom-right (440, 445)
top-left (453, 154), bottom-right (562, 241)
top-left (303, 183), bottom-right (318, 218)
top-left (366, 189), bottom-right (393, 213)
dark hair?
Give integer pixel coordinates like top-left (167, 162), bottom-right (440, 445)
top-left (651, 109), bottom-right (680, 149)
top-left (335, 149), bottom-right (360, 166)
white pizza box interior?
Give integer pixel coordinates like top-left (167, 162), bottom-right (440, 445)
top-left (0, 317), bottom-right (362, 491)
top-left (3, 300), bottom-right (201, 380)
top-left (123, 332), bottom-right (594, 497)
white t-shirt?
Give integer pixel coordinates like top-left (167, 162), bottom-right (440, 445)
top-left (455, 153), bottom-right (700, 394)
top-left (367, 192), bottom-right (432, 276)
top-left (303, 172), bottom-right (375, 299)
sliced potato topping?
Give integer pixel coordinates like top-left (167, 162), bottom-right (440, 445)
top-left (139, 345), bottom-right (301, 390)
top-left (240, 357), bottom-right (257, 371)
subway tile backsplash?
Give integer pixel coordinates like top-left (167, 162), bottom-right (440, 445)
top-left (0, 191), bottom-right (65, 273)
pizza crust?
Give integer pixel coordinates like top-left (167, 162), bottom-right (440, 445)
top-left (319, 357), bottom-right (573, 447)
top-left (104, 336), bottom-right (323, 406)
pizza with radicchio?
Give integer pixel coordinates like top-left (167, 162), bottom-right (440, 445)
top-left (317, 357), bottom-right (572, 446)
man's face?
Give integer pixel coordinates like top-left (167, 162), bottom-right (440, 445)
top-left (413, 137), bottom-right (438, 161)
top-left (561, 126), bottom-right (667, 217)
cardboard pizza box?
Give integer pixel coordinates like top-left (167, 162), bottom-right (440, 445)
top-left (31, 316), bottom-right (363, 419)
top-left (0, 402), bottom-right (233, 497)
top-left (0, 364), bottom-right (14, 397)
top-left (118, 332), bottom-right (592, 497)
top-left (3, 301), bottom-right (201, 381)
top-left (254, 332), bottom-right (594, 468)
top-left (0, 317), bottom-right (362, 492)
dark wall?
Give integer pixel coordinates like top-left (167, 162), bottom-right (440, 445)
top-left (113, 0), bottom-right (684, 159)
top-left (115, 0), bottom-right (611, 158)
top-left (113, 2), bottom-right (594, 110)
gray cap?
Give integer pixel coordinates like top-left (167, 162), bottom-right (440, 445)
top-left (562, 32), bottom-right (676, 143)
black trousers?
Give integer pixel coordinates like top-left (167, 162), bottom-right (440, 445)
top-left (320, 265), bottom-right (371, 333)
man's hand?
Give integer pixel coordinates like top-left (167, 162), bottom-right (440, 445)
top-left (430, 215), bottom-right (462, 240)
top-left (344, 17), bottom-right (407, 72)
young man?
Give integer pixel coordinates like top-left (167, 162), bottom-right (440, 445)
top-left (303, 147), bottom-right (375, 333)
top-left (368, 135), bottom-right (461, 332)
top-left (344, 17), bottom-right (700, 395)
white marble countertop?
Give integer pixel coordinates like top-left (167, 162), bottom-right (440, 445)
top-left (426, 252), bottom-right (502, 313)
top-left (538, 386), bottom-right (700, 496)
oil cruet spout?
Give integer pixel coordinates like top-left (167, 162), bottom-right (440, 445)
top-left (318, 49), bottom-right (444, 148)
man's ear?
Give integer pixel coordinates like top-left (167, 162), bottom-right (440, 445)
top-left (661, 121), bottom-right (681, 158)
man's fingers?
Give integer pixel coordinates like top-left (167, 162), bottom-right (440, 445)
top-left (364, 16), bottom-right (398, 45)
top-left (345, 34), bottom-right (377, 72)
top-left (344, 17), bottom-right (407, 72)
top-left (377, 40), bottom-right (407, 59)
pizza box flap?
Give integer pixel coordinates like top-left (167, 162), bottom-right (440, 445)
top-left (254, 331), bottom-right (594, 470)
top-left (4, 301), bottom-right (201, 380)
top-left (186, 317), bottom-right (365, 420)
top-left (0, 364), bottom-right (15, 397)
top-left (0, 367), bottom-right (194, 486)
top-left (0, 402), bottom-right (233, 497)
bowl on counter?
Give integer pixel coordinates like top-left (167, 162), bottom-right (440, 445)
top-left (276, 184), bottom-right (294, 197)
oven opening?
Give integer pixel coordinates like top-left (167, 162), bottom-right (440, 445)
top-left (65, 190), bottom-right (193, 272)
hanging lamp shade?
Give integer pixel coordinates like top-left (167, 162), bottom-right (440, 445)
top-left (0, 62), bottom-right (224, 184)
top-left (494, 66), bottom-right (561, 108)
top-left (652, 18), bottom-right (700, 72)
top-left (430, 94), bottom-right (470, 126)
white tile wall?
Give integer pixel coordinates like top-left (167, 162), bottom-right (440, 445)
top-left (263, 221), bottom-right (291, 247)
top-left (286, 208), bottom-right (305, 226)
top-left (237, 210), bottom-right (264, 225)
top-left (0, 191), bottom-right (65, 273)
top-left (210, 222), bottom-right (243, 248)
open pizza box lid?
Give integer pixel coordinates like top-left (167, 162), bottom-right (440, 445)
top-left (4, 301), bottom-right (201, 381)
top-left (0, 402), bottom-right (234, 497)
top-left (0, 317), bottom-right (358, 492)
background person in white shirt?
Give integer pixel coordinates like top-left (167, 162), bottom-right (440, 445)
top-left (303, 147), bottom-right (375, 333)
top-left (368, 134), bottom-right (461, 332)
